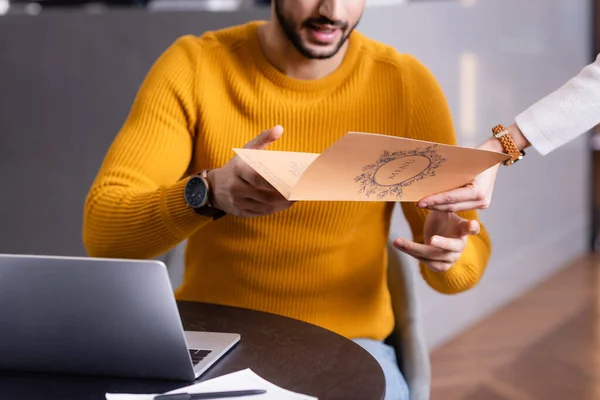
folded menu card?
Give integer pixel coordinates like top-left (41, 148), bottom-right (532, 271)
top-left (234, 132), bottom-right (509, 202)
top-left (105, 368), bottom-right (317, 400)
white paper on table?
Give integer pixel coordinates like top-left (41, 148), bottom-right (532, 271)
top-left (105, 368), bottom-right (318, 400)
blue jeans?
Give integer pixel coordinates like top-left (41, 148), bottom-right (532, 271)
top-left (353, 338), bottom-right (410, 400)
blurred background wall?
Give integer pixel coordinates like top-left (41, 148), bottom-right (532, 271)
top-left (0, 0), bottom-right (593, 349)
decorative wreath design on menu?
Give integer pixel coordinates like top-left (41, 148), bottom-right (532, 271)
top-left (354, 145), bottom-right (447, 199)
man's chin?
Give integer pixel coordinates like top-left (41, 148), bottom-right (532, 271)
top-left (300, 42), bottom-right (343, 60)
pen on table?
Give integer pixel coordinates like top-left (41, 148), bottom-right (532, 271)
top-left (154, 389), bottom-right (267, 400)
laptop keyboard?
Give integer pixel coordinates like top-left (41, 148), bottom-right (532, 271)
top-left (188, 349), bottom-right (212, 365)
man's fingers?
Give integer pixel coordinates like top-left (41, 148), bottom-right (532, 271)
top-left (393, 239), bottom-right (458, 271)
top-left (230, 176), bottom-right (287, 203)
top-left (425, 261), bottom-right (454, 273)
top-left (243, 125), bottom-right (284, 150)
top-left (429, 236), bottom-right (465, 252)
top-left (228, 176), bottom-right (290, 214)
top-left (234, 161), bottom-right (277, 190)
top-left (234, 196), bottom-right (291, 217)
top-left (394, 238), bottom-right (457, 263)
top-left (246, 186), bottom-right (289, 204)
top-left (448, 214), bottom-right (481, 237)
top-left (460, 219), bottom-right (480, 236)
top-left (418, 185), bottom-right (479, 209)
top-left (393, 239), bottom-right (433, 260)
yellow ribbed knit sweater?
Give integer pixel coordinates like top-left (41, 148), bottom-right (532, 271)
top-left (83, 21), bottom-right (491, 340)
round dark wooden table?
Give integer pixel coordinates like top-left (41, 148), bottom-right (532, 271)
top-left (0, 301), bottom-right (386, 400)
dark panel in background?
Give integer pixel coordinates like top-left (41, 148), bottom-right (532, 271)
top-left (0, 9), bottom-right (269, 257)
top-left (592, 0), bottom-right (600, 251)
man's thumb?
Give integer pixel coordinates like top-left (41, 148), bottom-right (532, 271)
top-left (457, 218), bottom-right (480, 237)
top-left (244, 125), bottom-right (284, 150)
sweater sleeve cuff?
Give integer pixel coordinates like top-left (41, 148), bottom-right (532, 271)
top-left (159, 178), bottom-right (213, 240)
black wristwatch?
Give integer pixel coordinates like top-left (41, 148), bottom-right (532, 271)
top-left (184, 170), bottom-right (226, 220)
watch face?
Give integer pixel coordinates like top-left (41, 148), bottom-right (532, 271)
top-left (185, 176), bottom-right (208, 208)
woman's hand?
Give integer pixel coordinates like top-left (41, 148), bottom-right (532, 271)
top-left (417, 123), bottom-right (530, 212)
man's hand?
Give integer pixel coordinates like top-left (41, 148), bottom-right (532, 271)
top-left (209, 125), bottom-right (293, 218)
top-left (393, 211), bottom-right (480, 273)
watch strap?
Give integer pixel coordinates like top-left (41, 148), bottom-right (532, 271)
top-left (491, 124), bottom-right (525, 166)
top-left (194, 205), bottom-right (226, 220)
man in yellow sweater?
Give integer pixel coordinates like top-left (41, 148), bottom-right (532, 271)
top-left (83, 0), bottom-right (492, 398)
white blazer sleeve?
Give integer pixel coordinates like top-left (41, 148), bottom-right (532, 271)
top-left (514, 54), bottom-right (600, 155)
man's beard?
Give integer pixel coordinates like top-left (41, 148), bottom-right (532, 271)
top-left (274, 0), bottom-right (359, 60)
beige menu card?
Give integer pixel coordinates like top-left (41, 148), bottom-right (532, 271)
top-left (233, 132), bottom-right (509, 202)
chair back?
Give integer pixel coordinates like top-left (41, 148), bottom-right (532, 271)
top-left (386, 240), bottom-right (431, 400)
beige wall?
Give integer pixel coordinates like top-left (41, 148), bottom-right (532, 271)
top-left (365, 0), bottom-right (591, 349)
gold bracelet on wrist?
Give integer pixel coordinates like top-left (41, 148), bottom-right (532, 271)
top-left (491, 124), bottom-right (526, 166)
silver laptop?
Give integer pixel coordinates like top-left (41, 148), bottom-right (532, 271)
top-left (0, 253), bottom-right (240, 381)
